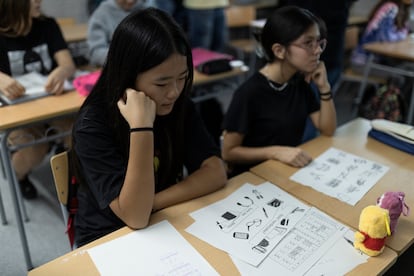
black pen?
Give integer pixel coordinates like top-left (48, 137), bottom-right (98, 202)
top-left (344, 236), bottom-right (354, 247)
top-left (262, 207), bottom-right (268, 218)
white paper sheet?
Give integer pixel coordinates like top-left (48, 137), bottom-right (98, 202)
top-left (0, 71), bottom-right (74, 105)
top-left (186, 182), bottom-right (310, 267)
top-left (231, 208), bottom-right (367, 276)
top-left (305, 229), bottom-right (368, 276)
top-left (88, 220), bottom-right (218, 276)
top-left (290, 147), bottom-right (389, 205)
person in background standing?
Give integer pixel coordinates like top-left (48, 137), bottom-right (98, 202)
top-left (153, 0), bottom-right (187, 30)
top-left (0, 0), bottom-right (76, 199)
top-left (183, 0), bottom-right (229, 51)
top-left (87, 0), bottom-right (147, 66)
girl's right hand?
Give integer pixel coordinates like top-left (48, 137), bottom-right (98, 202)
top-left (271, 146), bottom-right (312, 167)
top-left (117, 88), bottom-right (156, 128)
top-left (0, 73), bottom-right (25, 99)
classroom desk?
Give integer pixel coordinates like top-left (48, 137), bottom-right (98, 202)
top-left (0, 65), bottom-right (247, 270)
top-left (59, 23), bottom-right (88, 43)
top-left (250, 118), bottom-right (414, 255)
top-left (356, 38), bottom-right (414, 124)
top-left (28, 171), bottom-right (397, 276)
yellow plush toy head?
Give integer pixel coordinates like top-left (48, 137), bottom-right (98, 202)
top-left (354, 205), bottom-right (391, 256)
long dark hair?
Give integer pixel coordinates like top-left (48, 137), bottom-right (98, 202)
top-left (261, 5), bottom-right (326, 62)
top-left (74, 7), bottom-right (194, 189)
top-left (0, 0), bottom-right (31, 36)
top-left (367, 0), bottom-right (411, 30)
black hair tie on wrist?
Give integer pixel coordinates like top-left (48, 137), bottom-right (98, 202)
top-left (130, 127), bottom-right (153, 132)
top-left (319, 91), bottom-right (332, 101)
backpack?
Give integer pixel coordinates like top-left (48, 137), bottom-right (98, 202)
top-left (359, 83), bottom-right (406, 122)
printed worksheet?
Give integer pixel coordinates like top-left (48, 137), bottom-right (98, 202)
top-left (186, 182), bottom-right (310, 267)
top-left (290, 147), bottom-right (389, 205)
top-left (231, 208), bottom-right (366, 276)
top-left (88, 220), bottom-right (218, 276)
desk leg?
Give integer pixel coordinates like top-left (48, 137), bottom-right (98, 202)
top-left (0, 133), bottom-right (33, 270)
top-left (353, 54), bottom-right (374, 117)
top-left (0, 187), bottom-right (7, 224)
top-left (407, 82), bottom-right (414, 124)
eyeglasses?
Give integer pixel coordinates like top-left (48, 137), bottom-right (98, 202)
top-left (290, 38), bottom-right (327, 53)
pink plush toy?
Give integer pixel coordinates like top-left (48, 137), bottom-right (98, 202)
top-left (377, 191), bottom-right (410, 234)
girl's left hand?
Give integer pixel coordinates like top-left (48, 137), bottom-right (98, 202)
top-left (45, 68), bottom-right (67, 95)
top-left (305, 61), bottom-right (331, 92)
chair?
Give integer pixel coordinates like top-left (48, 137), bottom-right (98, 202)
top-left (50, 151), bottom-right (77, 249)
top-left (225, 5), bottom-right (258, 72)
top-left (333, 26), bottom-right (386, 96)
top-left (50, 151), bottom-right (69, 225)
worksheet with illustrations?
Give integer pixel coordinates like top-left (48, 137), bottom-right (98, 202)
top-left (186, 182), bottom-right (310, 267)
top-left (231, 208), bottom-right (368, 276)
top-left (290, 147), bottom-right (389, 205)
top-left (88, 220), bottom-right (218, 276)
top-left (186, 182), bottom-right (368, 275)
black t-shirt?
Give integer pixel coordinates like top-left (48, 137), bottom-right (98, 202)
top-left (73, 96), bottom-right (220, 246)
top-left (222, 72), bottom-right (319, 175)
top-left (0, 17), bottom-right (67, 76)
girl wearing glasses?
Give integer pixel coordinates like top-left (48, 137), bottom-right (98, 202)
top-left (222, 6), bottom-right (336, 176)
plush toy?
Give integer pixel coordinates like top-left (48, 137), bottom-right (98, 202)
top-left (377, 191), bottom-right (410, 234)
top-left (354, 205), bottom-right (391, 256)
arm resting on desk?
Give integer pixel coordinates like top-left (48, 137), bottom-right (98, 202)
top-left (46, 49), bottom-right (76, 95)
top-left (222, 132), bottom-right (313, 168)
top-left (153, 156), bottom-right (227, 212)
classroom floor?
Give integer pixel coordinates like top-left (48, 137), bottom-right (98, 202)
top-left (0, 80), bottom-right (409, 275)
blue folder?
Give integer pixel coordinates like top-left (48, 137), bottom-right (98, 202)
top-left (368, 129), bottom-right (414, 155)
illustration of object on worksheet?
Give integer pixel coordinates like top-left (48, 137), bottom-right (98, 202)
top-left (280, 218), bottom-right (289, 226)
top-left (236, 196), bottom-right (254, 207)
top-left (267, 198), bottom-right (282, 208)
top-left (252, 189), bottom-right (264, 199)
top-left (216, 210), bottom-right (241, 231)
top-left (246, 219), bottom-right (262, 231)
top-left (252, 238), bottom-right (270, 254)
top-left (233, 231), bottom-right (250, 239)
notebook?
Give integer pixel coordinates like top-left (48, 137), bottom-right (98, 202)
top-left (0, 72), bottom-right (74, 105)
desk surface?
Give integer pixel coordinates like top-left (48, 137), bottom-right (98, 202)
top-left (60, 23), bottom-right (88, 43)
top-left (364, 38), bottom-right (414, 62)
top-left (28, 171), bottom-right (397, 276)
top-left (250, 118), bottom-right (414, 254)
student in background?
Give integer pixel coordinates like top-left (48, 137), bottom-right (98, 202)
top-left (279, 0), bottom-right (355, 142)
top-left (153, 0), bottom-right (187, 30)
top-left (72, 8), bottom-right (227, 246)
top-left (87, 0), bottom-right (146, 66)
top-left (222, 6), bottom-right (336, 177)
top-left (0, 0), bottom-right (76, 199)
top-left (351, 0), bottom-right (413, 70)
top-left (280, 0), bottom-right (355, 89)
top-left (183, 0), bottom-right (229, 51)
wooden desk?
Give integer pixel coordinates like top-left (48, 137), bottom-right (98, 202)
top-left (347, 15), bottom-right (368, 27)
top-left (364, 38), bottom-right (414, 62)
top-left (357, 38), bottom-right (414, 124)
top-left (28, 171), bottom-right (397, 276)
top-left (250, 118), bottom-right (414, 255)
top-left (59, 23), bottom-right (88, 43)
